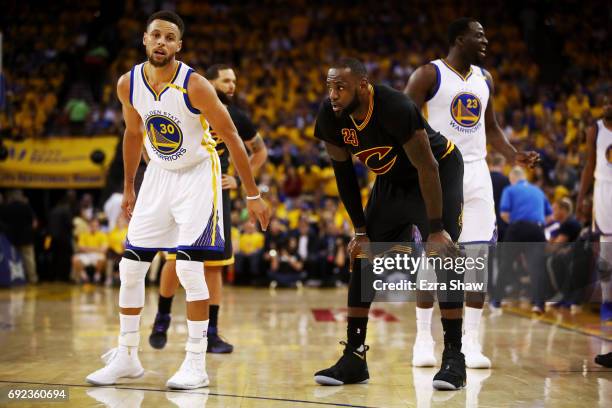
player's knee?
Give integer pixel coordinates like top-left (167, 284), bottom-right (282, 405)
top-left (119, 258), bottom-right (149, 308)
top-left (176, 259), bottom-right (209, 301)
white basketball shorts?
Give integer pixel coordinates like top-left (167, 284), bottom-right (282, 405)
top-left (594, 179), bottom-right (612, 237)
top-left (125, 158), bottom-right (224, 253)
top-left (458, 158), bottom-right (497, 243)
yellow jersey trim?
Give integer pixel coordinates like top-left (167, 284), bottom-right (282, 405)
top-left (350, 85), bottom-right (374, 131)
top-left (142, 61), bottom-right (182, 101)
top-left (441, 59), bottom-right (473, 82)
top-left (205, 256), bottom-right (235, 267)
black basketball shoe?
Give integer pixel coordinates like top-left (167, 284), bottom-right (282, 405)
top-left (148, 313), bottom-right (171, 349)
top-left (207, 330), bottom-right (234, 354)
top-left (432, 346), bottom-right (466, 390)
top-left (314, 341), bottom-right (370, 385)
top-left (594, 352), bottom-right (612, 368)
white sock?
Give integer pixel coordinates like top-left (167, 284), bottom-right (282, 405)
top-left (602, 341), bottom-right (611, 355)
top-left (601, 280), bottom-right (611, 303)
top-left (464, 306), bottom-right (483, 337)
top-left (416, 307), bottom-right (433, 338)
top-left (120, 314), bottom-right (140, 334)
top-left (187, 319), bottom-right (209, 343)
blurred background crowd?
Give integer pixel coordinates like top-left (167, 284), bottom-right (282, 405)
top-left (0, 0), bottom-right (610, 300)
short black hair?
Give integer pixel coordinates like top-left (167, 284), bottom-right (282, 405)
top-left (330, 58), bottom-right (367, 77)
top-left (206, 64), bottom-right (233, 80)
top-left (147, 11), bottom-right (185, 37)
top-left (448, 17), bottom-right (478, 46)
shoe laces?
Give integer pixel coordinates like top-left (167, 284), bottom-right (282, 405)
top-left (441, 347), bottom-right (464, 367)
top-left (180, 353), bottom-right (204, 375)
top-left (153, 314), bottom-right (170, 333)
top-left (101, 348), bottom-right (118, 365)
top-left (340, 341), bottom-right (370, 354)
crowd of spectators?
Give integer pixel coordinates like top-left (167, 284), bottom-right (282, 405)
top-left (0, 1), bottom-right (610, 299)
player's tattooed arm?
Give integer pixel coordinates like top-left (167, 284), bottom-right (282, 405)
top-left (404, 64), bottom-right (438, 110)
top-left (402, 131), bottom-right (443, 221)
top-left (576, 124), bottom-right (597, 220)
top-left (244, 133), bottom-right (268, 172)
top-left (188, 72), bottom-right (270, 230)
top-left (117, 72), bottom-right (145, 219)
top-left (483, 70), bottom-right (538, 167)
top-left (403, 131), bottom-right (458, 256)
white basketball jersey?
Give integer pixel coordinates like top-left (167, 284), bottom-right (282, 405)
top-left (130, 61), bottom-right (216, 170)
top-left (595, 119), bottom-right (612, 182)
top-left (424, 59), bottom-right (490, 162)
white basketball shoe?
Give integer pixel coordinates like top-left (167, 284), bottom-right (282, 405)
top-left (166, 338), bottom-right (209, 390)
top-left (412, 335), bottom-right (437, 367)
top-left (461, 333), bottom-right (491, 368)
top-left (86, 332), bottom-right (144, 385)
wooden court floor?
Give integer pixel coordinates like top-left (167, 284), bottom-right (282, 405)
top-left (0, 284), bottom-right (610, 407)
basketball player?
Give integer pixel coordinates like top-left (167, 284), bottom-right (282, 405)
top-left (314, 58), bottom-right (467, 390)
top-left (149, 64), bottom-right (267, 353)
top-left (85, 11), bottom-right (270, 389)
top-left (577, 93), bottom-right (612, 367)
top-left (405, 18), bottom-right (538, 369)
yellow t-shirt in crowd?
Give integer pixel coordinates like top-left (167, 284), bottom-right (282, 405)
top-left (78, 231), bottom-right (108, 250)
top-left (107, 227), bottom-right (127, 254)
top-left (239, 232), bottom-right (265, 255)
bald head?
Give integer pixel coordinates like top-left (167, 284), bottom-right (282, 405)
top-left (509, 166), bottom-right (526, 184)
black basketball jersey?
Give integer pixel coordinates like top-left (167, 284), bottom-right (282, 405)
top-left (211, 104), bottom-right (258, 173)
top-left (314, 84), bottom-right (455, 185)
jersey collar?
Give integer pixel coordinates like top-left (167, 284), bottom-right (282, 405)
top-left (350, 84), bottom-right (374, 131)
top-left (142, 61), bottom-right (182, 101)
top-left (441, 59), bottom-right (473, 82)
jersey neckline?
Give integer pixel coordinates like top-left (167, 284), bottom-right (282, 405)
top-left (142, 61), bottom-right (182, 101)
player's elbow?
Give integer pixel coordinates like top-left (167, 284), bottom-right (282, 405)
top-left (415, 157), bottom-right (439, 174)
top-left (124, 129), bottom-right (142, 141)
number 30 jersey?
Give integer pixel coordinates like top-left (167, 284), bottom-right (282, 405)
top-left (424, 59), bottom-right (490, 163)
top-left (130, 61), bottom-right (217, 170)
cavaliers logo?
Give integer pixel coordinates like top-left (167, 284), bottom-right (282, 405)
top-left (606, 144), bottom-right (612, 165)
top-left (450, 92), bottom-right (481, 128)
top-left (145, 115), bottom-right (183, 155)
top-left (355, 146), bottom-right (397, 175)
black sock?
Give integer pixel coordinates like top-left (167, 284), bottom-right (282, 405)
top-left (158, 295), bottom-right (173, 315)
top-left (209, 304), bottom-right (220, 333)
top-left (441, 318), bottom-right (462, 350)
top-left (347, 317), bottom-right (368, 348)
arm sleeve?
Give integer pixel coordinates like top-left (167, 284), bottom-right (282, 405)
top-left (500, 187), bottom-right (511, 213)
top-left (330, 158), bottom-right (366, 229)
top-left (382, 93), bottom-right (427, 145)
top-left (314, 100), bottom-right (343, 147)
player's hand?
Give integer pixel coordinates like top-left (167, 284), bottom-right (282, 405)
top-left (515, 151), bottom-right (540, 168)
top-left (426, 230), bottom-right (460, 259)
top-left (221, 174), bottom-right (238, 190)
top-left (246, 197), bottom-right (271, 231)
top-left (121, 187), bottom-right (136, 221)
top-left (348, 234), bottom-right (371, 273)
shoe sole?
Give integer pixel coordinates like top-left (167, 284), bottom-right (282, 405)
top-left (314, 375), bottom-right (369, 386)
top-left (465, 362), bottom-right (492, 369)
top-left (166, 379), bottom-right (210, 390)
top-left (432, 379), bottom-right (465, 391)
top-left (412, 359), bottom-right (437, 367)
top-left (85, 369), bottom-right (145, 386)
